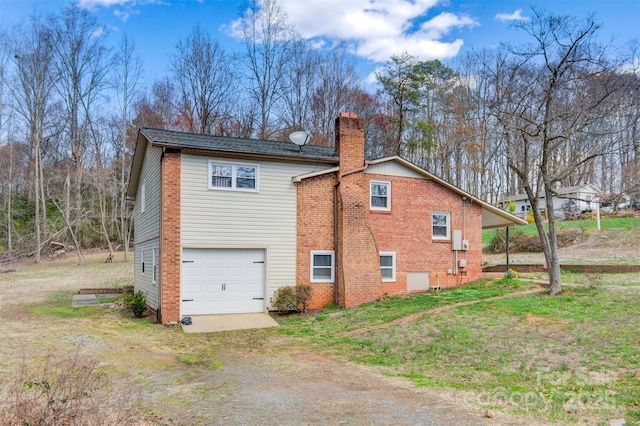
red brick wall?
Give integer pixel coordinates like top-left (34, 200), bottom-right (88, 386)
top-left (365, 173), bottom-right (483, 292)
top-left (337, 172), bottom-right (384, 307)
top-left (335, 113), bottom-right (383, 307)
top-left (296, 173), bottom-right (336, 309)
top-left (296, 113), bottom-right (484, 310)
top-left (160, 149), bottom-right (181, 323)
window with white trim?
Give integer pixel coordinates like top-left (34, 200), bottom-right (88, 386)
top-left (311, 251), bottom-right (335, 282)
top-left (370, 180), bottom-right (390, 210)
top-left (432, 212), bottom-right (450, 240)
top-left (209, 161), bottom-right (258, 192)
top-left (380, 252), bottom-right (396, 282)
top-left (140, 180), bottom-right (146, 214)
top-left (152, 247), bottom-right (157, 285)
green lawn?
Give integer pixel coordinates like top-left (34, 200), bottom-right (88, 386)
top-left (482, 216), bottom-right (640, 245)
top-left (277, 281), bottom-right (640, 424)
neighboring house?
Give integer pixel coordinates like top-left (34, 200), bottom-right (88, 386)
top-left (501, 184), bottom-right (601, 219)
top-left (127, 113), bottom-right (526, 324)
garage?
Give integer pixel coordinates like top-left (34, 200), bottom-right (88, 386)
top-left (181, 249), bottom-right (266, 315)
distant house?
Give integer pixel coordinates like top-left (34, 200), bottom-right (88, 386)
top-left (126, 113), bottom-right (526, 325)
top-left (500, 184), bottom-right (602, 219)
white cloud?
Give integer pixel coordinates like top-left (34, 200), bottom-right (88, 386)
top-left (79, 0), bottom-right (134, 7)
top-left (78, 0), bottom-right (162, 21)
top-left (230, 0), bottom-right (479, 63)
top-left (495, 9), bottom-right (530, 22)
top-left (91, 26), bottom-right (106, 37)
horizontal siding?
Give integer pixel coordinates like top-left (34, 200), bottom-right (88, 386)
top-left (366, 162), bottom-right (426, 179)
top-left (134, 239), bottom-right (159, 309)
top-left (181, 154), bottom-right (330, 302)
top-left (133, 144), bottom-right (162, 244)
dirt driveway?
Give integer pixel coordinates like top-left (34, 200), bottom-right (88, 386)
top-left (0, 252), bottom-right (554, 425)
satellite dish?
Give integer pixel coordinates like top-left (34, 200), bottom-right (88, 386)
top-left (289, 131), bottom-right (310, 146)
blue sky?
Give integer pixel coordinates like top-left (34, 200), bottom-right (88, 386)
top-left (1, 0), bottom-right (638, 90)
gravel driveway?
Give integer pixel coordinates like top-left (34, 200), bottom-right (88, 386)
top-left (0, 253), bottom-right (554, 426)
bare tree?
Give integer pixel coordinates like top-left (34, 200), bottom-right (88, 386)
top-left (490, 9), bottom-right (628, 295)
top-left (237, 0), bottom-right (296, 139)
top-left (49, 5), bottom-right (111, 261)
top-left (276, 40), bottom-right (318, 138)
top-left (114, 33), bottom-right (142, 261)
top-left (171, 26), bottom-right (234, 135)
top-left (308, 50), bottom-right (360, 146)
top-left (8, 16), bottom-right (56, 262)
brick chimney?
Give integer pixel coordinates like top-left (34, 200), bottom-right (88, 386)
top-left (335, 112), bottom-right (383, 307)
top-left (335, 112), bottom-right (365, 172)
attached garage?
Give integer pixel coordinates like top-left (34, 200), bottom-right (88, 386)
top-left (181, 249), bottom-right (266, 315)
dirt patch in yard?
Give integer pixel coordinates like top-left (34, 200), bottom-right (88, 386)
top-left (0, 252), bottom-right (558, 425)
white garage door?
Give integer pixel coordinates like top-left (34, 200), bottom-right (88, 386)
top-left (181, 249), bottom-right (265, 315)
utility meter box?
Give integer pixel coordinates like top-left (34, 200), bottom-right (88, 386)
top-left (461, 240), bottom-right (469, 251)
top-left (458, 259), bottom-right (467, 268)
top-left (452, 230), bottom-right (463, 250)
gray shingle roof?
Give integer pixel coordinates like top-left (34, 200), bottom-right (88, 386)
top-left (139, 128), bottom-right (339, 163)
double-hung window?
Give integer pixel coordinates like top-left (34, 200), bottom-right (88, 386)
top-left (432, 212), bottom-right (450, 240)
top-left (370, 180), bottom-right (391, 210)
top-left (209, 161), bottom-right (258, 192)
top-left (152, 247), bottom-right (157, 285)
top-left (380, 252), bottom-right (396, 282)
top-left (310, 251), bottom-right (335, 282)
top-left (140, 180), bottom-right (146, 214)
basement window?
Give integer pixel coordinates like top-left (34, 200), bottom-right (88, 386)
top-left (311, 251), bottom-right (334, 282)
top-left (380, 252), bottom-right (396, 282)
top-left (432, 212), bottom-right (450, 240)
top-left (209, 161), bottom-right (258, 192)
top-left (370, 180), bottom-right (391, 211)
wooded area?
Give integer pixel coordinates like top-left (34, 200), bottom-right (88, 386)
top-left (0, 1), bottom-right (638, 267)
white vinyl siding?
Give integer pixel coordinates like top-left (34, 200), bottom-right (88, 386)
top-left (181, 153), bottom-right (334, 304)
top-left (380, 252), bottom-right (396, 282)
top-left (365, 162), bottom-right (425, 179)
top-left (134, 240), bottom-right (159, 309)
top-left (133, 144), bottom-right (161, 243)
top-left (133, 143), bottom-right (162, 308)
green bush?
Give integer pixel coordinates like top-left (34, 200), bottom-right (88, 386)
top-left (123, 290), bottom-right (147, 318)
top-left (271, 284), bottom-right (314, 313)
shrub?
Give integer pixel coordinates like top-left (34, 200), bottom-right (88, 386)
top-left (0, 349), bottom-right (140, 425)
top-left (526, 210), bottom-right (535, 223)
top-left (123, 290), bottom-right (147, 318)
top-left (271, 284), bottom-right (314, 313)
top-left (505, 268), bottom-right (519, 279)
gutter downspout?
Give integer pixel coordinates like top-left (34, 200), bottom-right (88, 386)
top-left (333, 161), bottom-right (374, 305)
top-left (157, 147), bottom-right (166, 324)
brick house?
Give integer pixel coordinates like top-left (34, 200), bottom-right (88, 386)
top-left (127, 113), bottom-right (525, 324)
